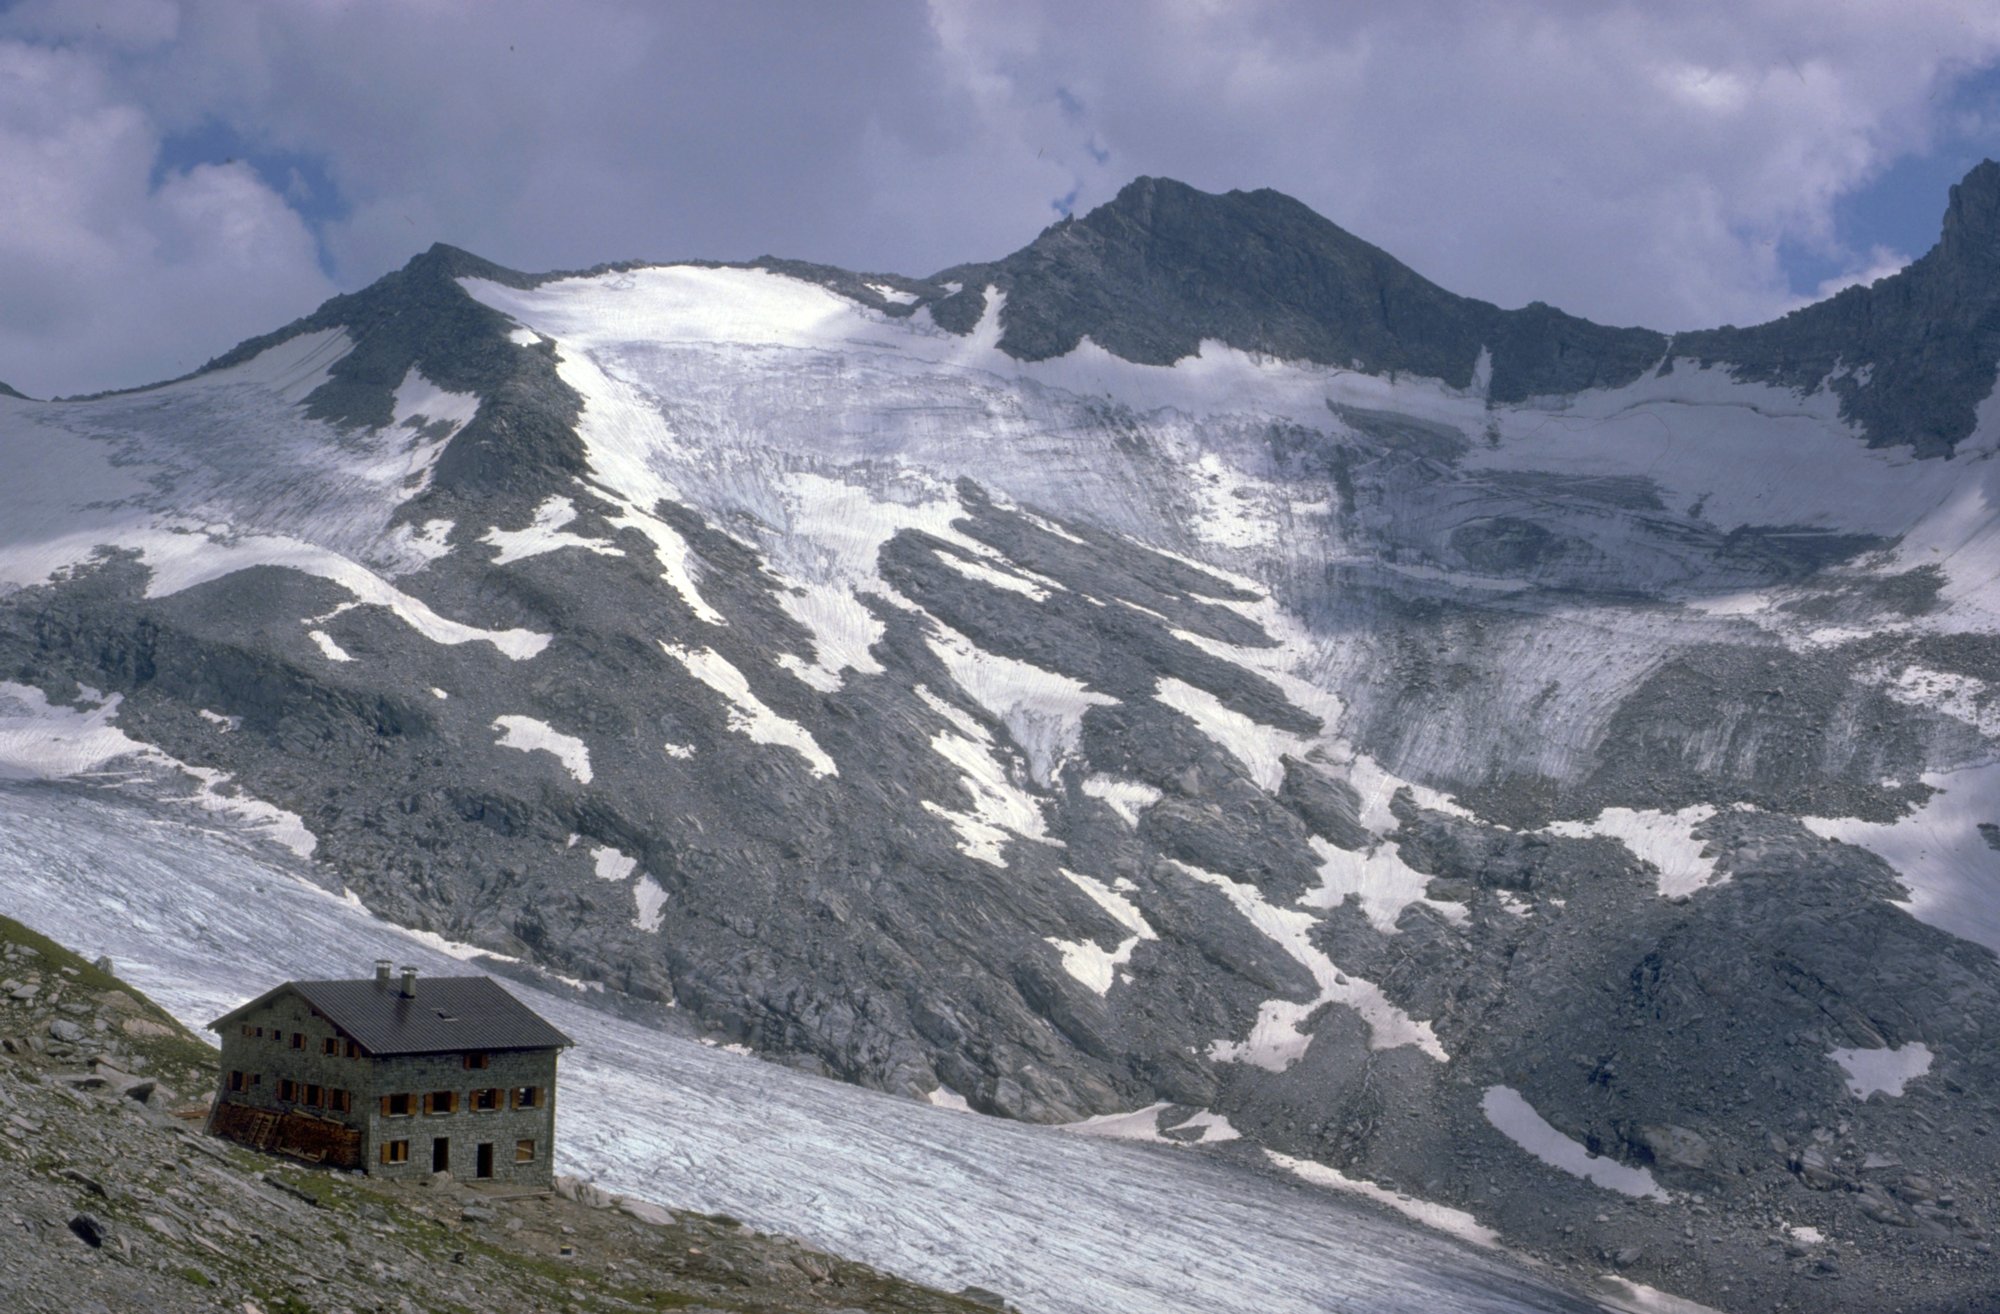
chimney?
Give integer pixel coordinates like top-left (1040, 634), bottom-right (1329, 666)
top-left (375, 959), bottom-right (393, 984)
top-left (399, 966), bottom-right (418, 999)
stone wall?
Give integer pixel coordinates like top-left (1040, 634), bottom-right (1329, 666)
top-left (214, 990), bottom-right (560, 1185)
top-left (365, 1048), bottom-right (558, 1186)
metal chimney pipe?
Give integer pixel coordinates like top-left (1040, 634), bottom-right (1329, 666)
top-left (399, 966), bottom-right (418, 998)
top-left (375, 959), bottom-right (393, 983)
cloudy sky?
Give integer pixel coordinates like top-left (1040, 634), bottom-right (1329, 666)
top-left (4, 0), bottom-right (1999, 397)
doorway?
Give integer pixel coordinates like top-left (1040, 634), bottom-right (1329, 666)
top-left (432, 1137), bottom-right (450, 1174)
top-left (475, 1143), bottom-right (495, 1179)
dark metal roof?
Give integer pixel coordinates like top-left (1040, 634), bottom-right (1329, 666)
top-left (210, 975), bottom-right (572, 1056)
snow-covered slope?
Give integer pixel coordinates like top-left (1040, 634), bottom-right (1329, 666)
top-left (3, 169), bottom-right (2000, 1313)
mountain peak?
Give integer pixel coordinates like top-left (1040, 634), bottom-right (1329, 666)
top-left (937, 175), bottom-right (1665, 401)
top-left (1938, 158), bottom-right (2000, 271)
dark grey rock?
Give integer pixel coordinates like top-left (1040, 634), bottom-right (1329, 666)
top-left (66, 1214), bottom-right (104, 1248)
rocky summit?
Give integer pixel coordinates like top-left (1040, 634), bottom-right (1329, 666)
top-left (2, 165), bottom-right (2000, 1312)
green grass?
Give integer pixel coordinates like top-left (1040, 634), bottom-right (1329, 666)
top-left (0, 911), bottom-right (218, 1085)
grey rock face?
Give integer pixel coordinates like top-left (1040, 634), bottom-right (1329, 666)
top-left (932, 176), bottom-right (1669, 402)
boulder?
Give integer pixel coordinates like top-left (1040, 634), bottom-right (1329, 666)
top-left (1637, 1124), bottom-right (1713, 1172)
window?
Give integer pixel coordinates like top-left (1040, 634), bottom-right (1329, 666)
top-left (321, 1037), bottom-right (339, 1056)
top-left (382, 1093), bottom-right (414, 1118)
top-left (346, 1041), bottom-right (361, 1059)
top-left (228, 1070), bottom-right (246, 1093)
top-left (381, 1139), bottom-right (410, 1165)
top-left (328, 1089), bottom-right (352, 1114)
top-left (463, 1052), bottom-right (491, 1070)
top-left (514, 1138), bottom-right (536, 1163)
top-left (270, 1029), bottom-right (283, 1043)
top-left (512, 1086), bottom-right (543, 1110)
top-left (424, 1090), bottom-right (459, 1116)
top-left (290, 1032), bottom-right (305, 1050)
top-left (277, 1078), bottom-right (298, 1102)
top-left (240, 1024), bottom-right (260, 1038)
top-left (470, 1087), bottom-right (502, 1113)
top-left (304, 1084), bottom-right (323, 1108)
top-left (250, 1073), bottom-right (262, 1087)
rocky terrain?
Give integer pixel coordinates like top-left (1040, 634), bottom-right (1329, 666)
top-left (0, 913), bottom-right (1007, 1314)
top-left (2, 162), bottom-right (2000, 1312)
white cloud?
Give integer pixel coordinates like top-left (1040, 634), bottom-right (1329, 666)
top-left (1, 1), bottom-right (1998, 394)
top-left (922, 0), bottom-right (2000, 330)
top-left (0, 36), bottom-right (333, 396)
top-left (1811, 243), bottom-right (1913, 301)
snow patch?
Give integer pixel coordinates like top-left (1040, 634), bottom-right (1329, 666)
top-left (1828, 1042), bottom-right (1933, 1098)
top-left (389, 366), bottom-right (480, 434)
top-left (1046, 933), bottom-right (1138, 995)
top-left (1546, 805), bottom-right (1721, 898)
top-left (1177, 860), bottom-right (1446, 1063)
top-left (1079, 775), bottom-right (1162, 828)
top-left (1592, 1274), bottom-right (1730, 1314)
top-left (306, 629), bottom-right (354, 662)
top-left (1301, 836), bottom-right (1464, 932)
top-left (1064, 1102), bottom-right (1175, 1142)
top-left (597, 488), bottom-right (726, 625)
top-left (925, 1085), bottom-right (973, 1112)
top-left (1047, 865), bottom-right (1156, 992)
top-left (1801, 760), bottom-right (2000, 955)
top-left (592, 845), bottom-right (638, 882)
top-left (492, 715), bottom-right (594, 784)
top-left (915, 686), bottom-right (1055, 867)
top-left (1480, 1086), bottom-right (1667, 1200)
top-left (483, 495), bottom-right (624, 565)
top-left (661, 644), bottom-right (836, 777)
top-left (762, 471), bottom-right (1057, 692)
top-left (930, 544), bottom-right (1052, 599)
top-left (924, 619), bottom-right (1115, 787)
top-left (1154, 677), bottom-right (1296, 793)
top-left (1868, 662), bottom-right (2000, 736)
top-left (773, 582), bottom-right (883, 692)
top-left (102, 535), bottom-right (551, 659)
top-left (631, 875), bottom-right (668, 933)
top-left (479, 312), bottom-right (724, 625)
top-left (1265, 1151), bottom-right (1501, 1250)
top-left (197, 709), bottom-right (240, 732)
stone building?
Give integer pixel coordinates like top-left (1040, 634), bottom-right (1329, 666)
top-left (207, 961), bottom-right (572, 1185)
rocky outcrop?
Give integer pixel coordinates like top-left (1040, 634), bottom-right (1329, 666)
top-left (932, 175), bottom-right (1669, 401)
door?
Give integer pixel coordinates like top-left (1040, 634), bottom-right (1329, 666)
top-left (432, 1136), bottom-right (450, 1174)
top-left (475, 1143), bottom-right (494, 1179)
